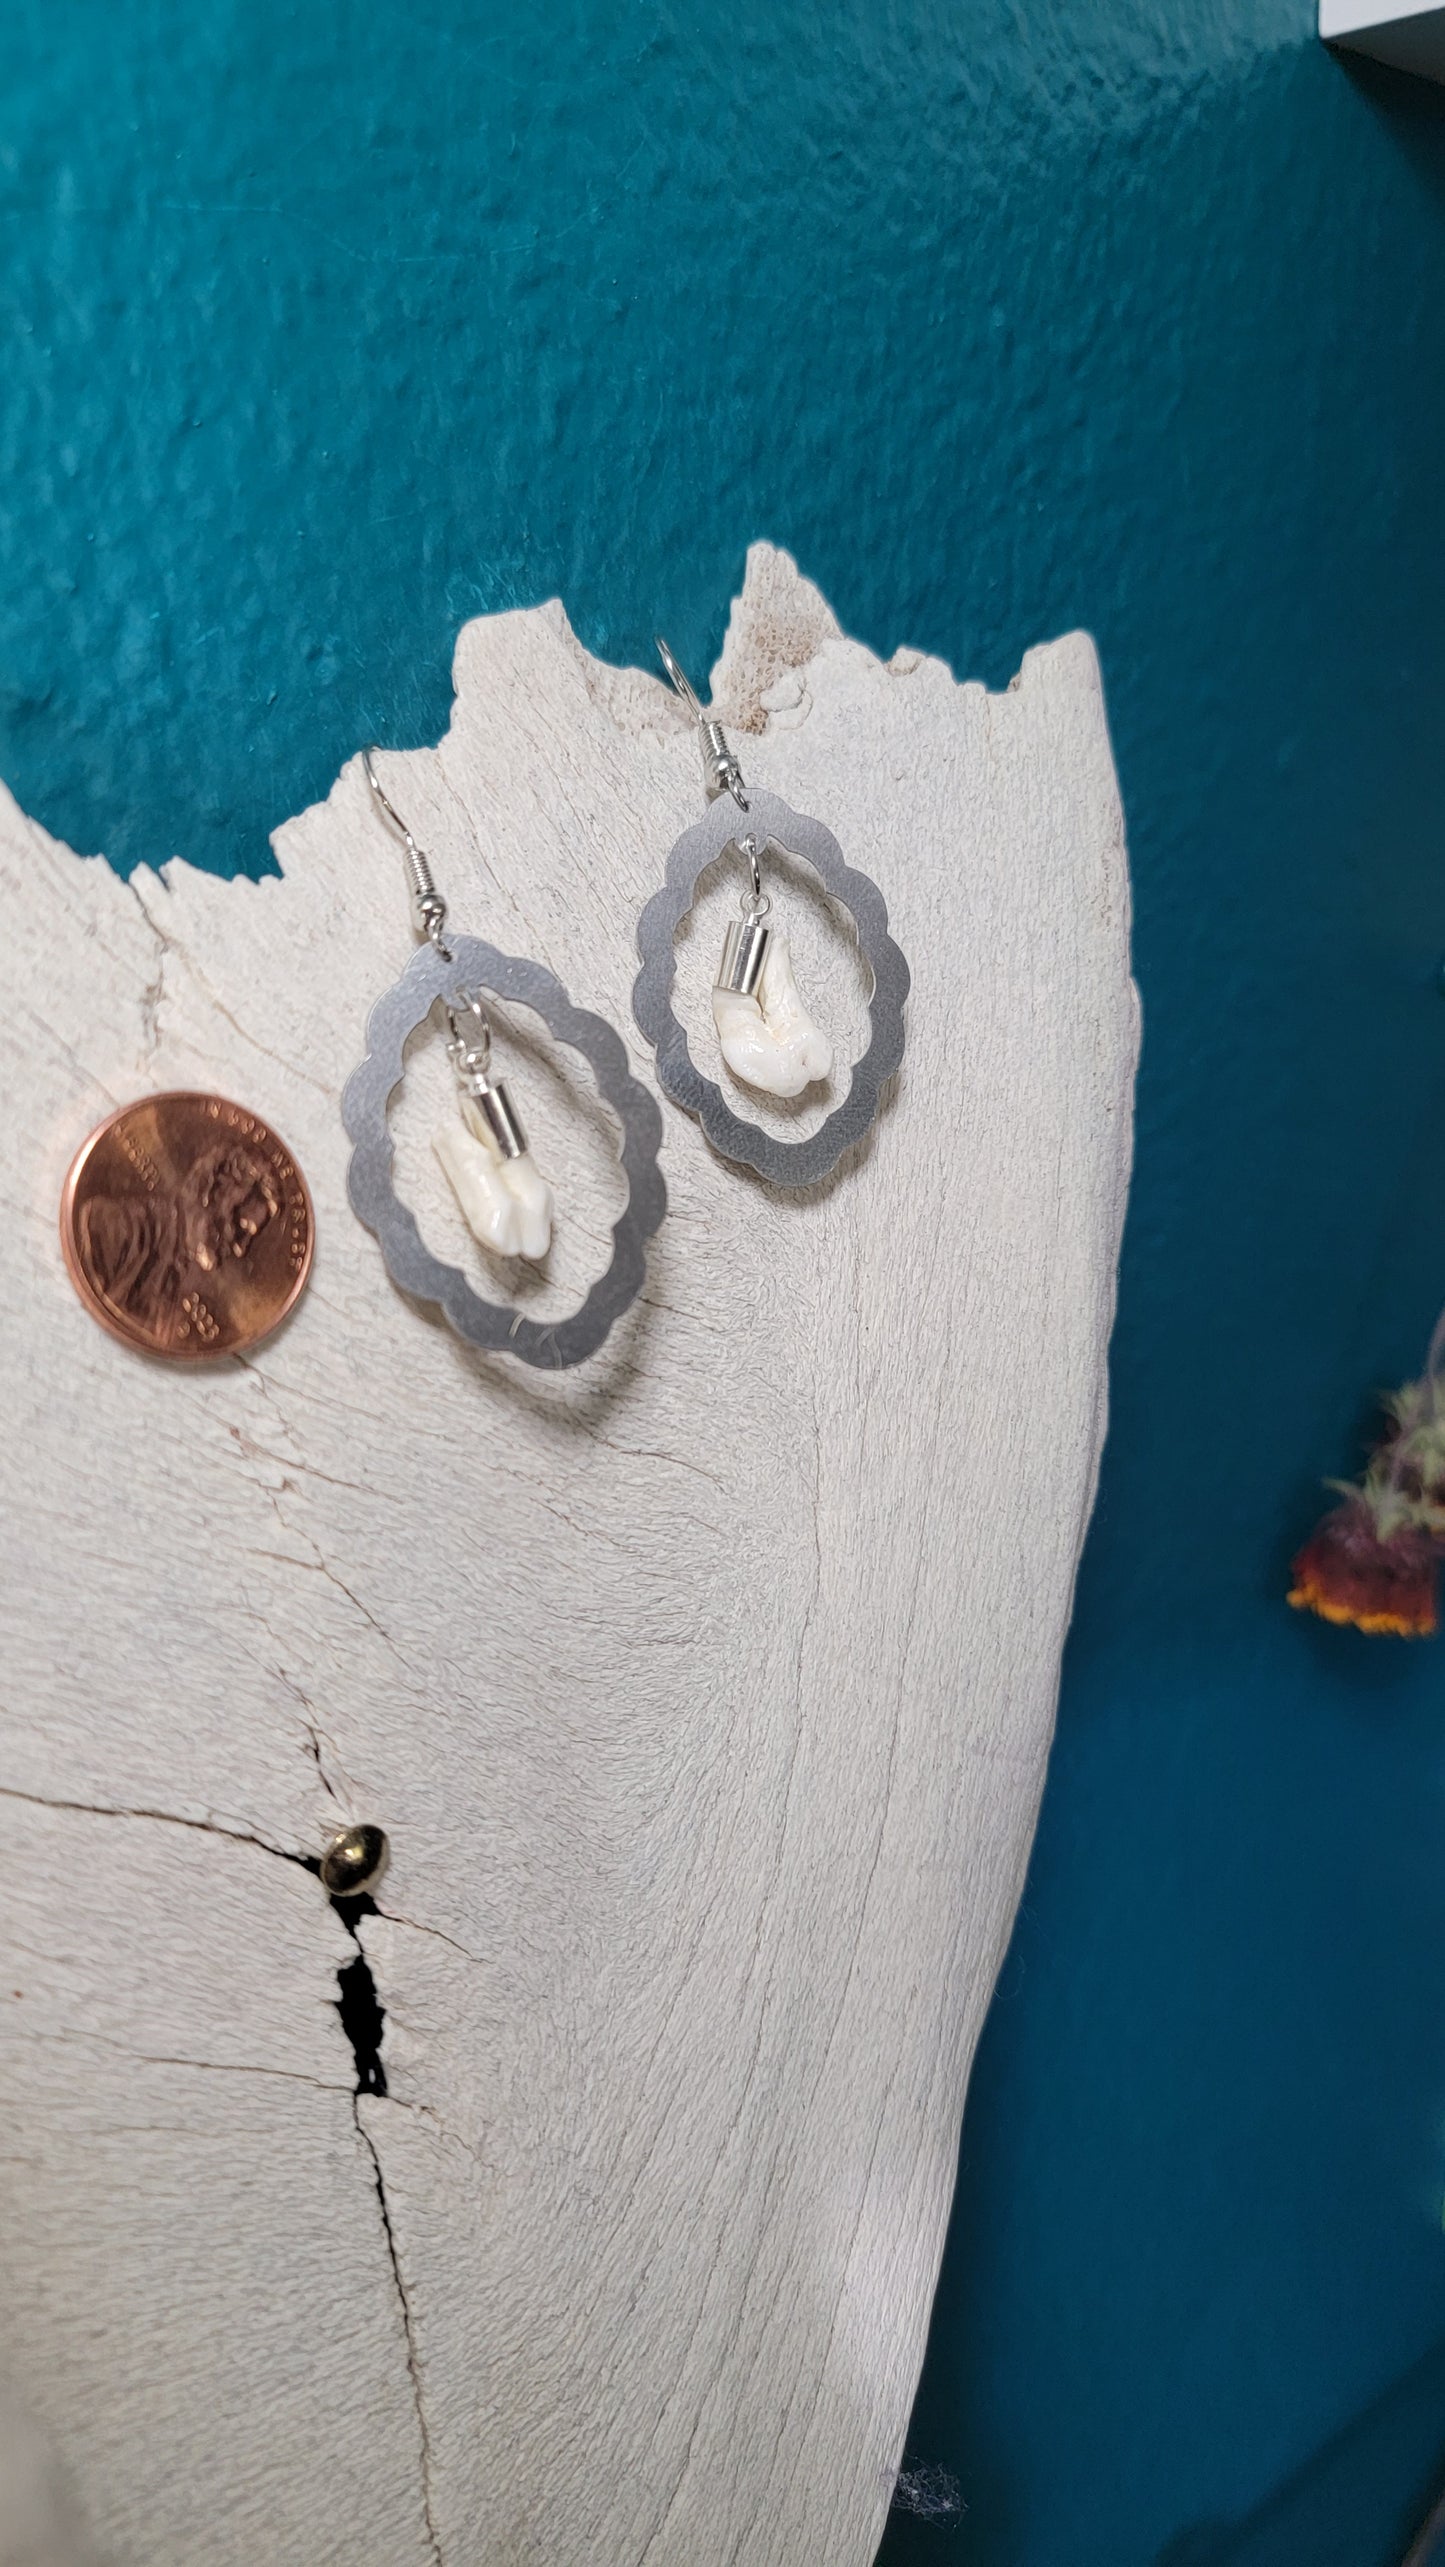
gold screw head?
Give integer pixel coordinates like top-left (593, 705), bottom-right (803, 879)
top-left (320, 1823), bottom-right (389, 1899)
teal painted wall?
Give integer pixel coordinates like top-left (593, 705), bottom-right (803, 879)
top-left (4, 5), bottom-right (1445, 2561)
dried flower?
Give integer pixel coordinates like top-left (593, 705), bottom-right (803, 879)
top-left (1289, 1313), bottom-right (1445, 1637)
top-left (1289, 1493), bottom-right (1440, 1636)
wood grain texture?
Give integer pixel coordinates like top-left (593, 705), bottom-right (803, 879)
top-left (0, 547), bottom-right (1137, 2567)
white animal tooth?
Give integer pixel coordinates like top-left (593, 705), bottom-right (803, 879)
top-left (433, 1121), bottom-right (520, 1256)
top-left (712, 932), bottom-right (833, 1099)
top-left (476, 1132), bottom-right (553, 1263)
top-left (433, 1097), bottom-right (553, 1262)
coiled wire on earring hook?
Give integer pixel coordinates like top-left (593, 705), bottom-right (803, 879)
top-left (656, 637), bottom-right (749, 811)
top-left (362, 750), bottom-right (452, 957)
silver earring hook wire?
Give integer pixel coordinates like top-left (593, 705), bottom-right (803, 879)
top-left (655, 635), bottom-right (703, 720)
top-left (655, 636), bottom-right (750, 817)
top-left (361, 748), bottom-right (453, 959)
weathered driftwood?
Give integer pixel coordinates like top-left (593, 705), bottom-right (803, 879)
top-left (0, 547), bottom-right (1136, 2567)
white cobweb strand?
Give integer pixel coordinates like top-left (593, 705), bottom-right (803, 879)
top-left (0, 542), bottom-right (1137, 2567)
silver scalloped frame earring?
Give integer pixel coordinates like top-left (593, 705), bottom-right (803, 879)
top-left (632, 642), bottom-right (910, 1188)
top-left (343, 753), bottom-right (666, 1369)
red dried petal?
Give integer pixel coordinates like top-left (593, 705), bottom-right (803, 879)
top-left (1288, 1496), bottom-right (1439, 1637)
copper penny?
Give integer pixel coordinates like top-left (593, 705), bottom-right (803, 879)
top-left (60, 1091), bottom-right (314, 1359)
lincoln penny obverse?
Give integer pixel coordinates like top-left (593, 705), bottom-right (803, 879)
top-left (60, 1091), bottom-right (314, 1358)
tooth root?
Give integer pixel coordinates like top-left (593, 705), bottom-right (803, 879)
top-left (433, 1122), bottom-right (520, 1255)
top-left (498, 1150), bottom-right (553, 1262)
top-left (433, 1119), bottom-right (553, 1262)
top-left (712, 932), bottom-right (834, 1099)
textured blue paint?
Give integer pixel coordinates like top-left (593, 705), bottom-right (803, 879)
top-left (4, 5), bottom-right (1445, 2560)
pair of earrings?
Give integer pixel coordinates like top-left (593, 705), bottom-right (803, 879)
top-left (342, 643), bottom-right (910, 1369)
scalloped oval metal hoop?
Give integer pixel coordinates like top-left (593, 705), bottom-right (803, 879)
top-left (343, 935), bottom-right (666, 1369)
top-left (632, 786), bottom-right (910, 1188)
